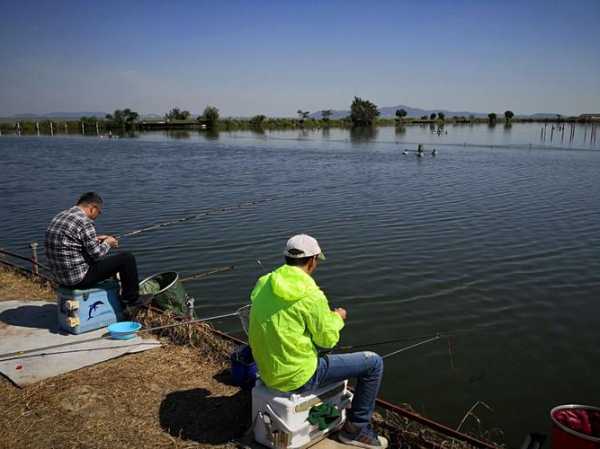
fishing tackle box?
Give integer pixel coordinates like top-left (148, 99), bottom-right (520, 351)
top-left (56, 280), bottom-right (123, 334)
top-left (252, 378), bottom-right (353, 449)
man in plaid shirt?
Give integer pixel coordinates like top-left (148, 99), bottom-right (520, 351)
top-left (45, 192), bottom-right (147, 308)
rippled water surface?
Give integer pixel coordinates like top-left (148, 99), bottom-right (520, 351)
top-left (1, 123), bottom-right (599, 446)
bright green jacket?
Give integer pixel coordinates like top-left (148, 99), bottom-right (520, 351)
top-left (249, 264), bottom-right (344, 392)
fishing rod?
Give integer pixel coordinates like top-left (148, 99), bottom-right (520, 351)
top-left (115, 200), bottom-right (266, 239)
top-left (0, 248), bottom-right (51, 272)
top-left (335, 325), bottom-right (484, 352)
top-left (381, 334), bottom-right (442, 359)
top-left (0, 307), bottom-right (247, 362)
top-left (179, 265), bottom-right (234, 282)
top-left (114, 180), bottom-right (356, 240)
top-left (175, 260), bottom-right (265, 283)
top-left (335, 333), bottom-right (446, 351)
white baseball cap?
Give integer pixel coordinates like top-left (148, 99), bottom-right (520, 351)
top-left (284, 234), bottom-right (326, 260)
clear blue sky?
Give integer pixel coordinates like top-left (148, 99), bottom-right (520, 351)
top-left (1, 0), bottom-right (598, 117)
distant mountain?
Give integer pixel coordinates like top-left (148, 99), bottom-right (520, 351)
top-left (309, 104), bottom-right (492, 119)
top-left (528, 113), bottom-right (562, 119)
top-left (310, 105), bottom-right (562, 119)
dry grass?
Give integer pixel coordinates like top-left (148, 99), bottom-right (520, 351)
top-left (373, 407), bottom-right (502, 449)
top-left (0, 267), bottom-right (54, 301)
top-left (0, 268), bottom-right (250, 449)
top-left (0, 345), bottom-right (251, 449)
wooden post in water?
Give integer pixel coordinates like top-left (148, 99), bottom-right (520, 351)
top-left (96, 122), bottom-right (99, 136)
top-left (16, 121), bottom-right (21, 136)
top-left (64, 122), bottom-right (68, 134)
top-left (36, 121), bottom-right (40, 136)
top-left (81, 121), bottom-right (85, 135)
top-left (29, 242), bottom-right (39, 275)
top-left (550, 126), bottom-right (554, 141)
top-left (49, 121), bottom-right (54, 136)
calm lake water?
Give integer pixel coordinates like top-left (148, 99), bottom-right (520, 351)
top-left (1, 123), bottom-right (599, 447)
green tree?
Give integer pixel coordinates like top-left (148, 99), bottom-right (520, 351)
top-left (297, 110), bottom-right (310, 126)
top-left (437, 112), bottom-right (445, 121)
top-left (201, 106), bottom-right (220, 128)
top-left (429, 113), bottom-right (437, 120)
top-left (105, 108), bottom-right (138, 129)
top-left (488, 112), bottom-right (497, 124)
top-left (166, 108), bottom-right (191, 120)
top-left (395, 109), bottom-right (407, 121)
top-left (321, 110), bottom-right (333, 122)
top-left (504, 110), bottom-right (514, 122)
top-left (249, 114), bottom-right (266, 128)
top-left (350, 96), bottom-right (379, 127)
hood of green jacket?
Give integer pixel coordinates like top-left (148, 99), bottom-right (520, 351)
top-left (270, 264), bottom-right (316, 301)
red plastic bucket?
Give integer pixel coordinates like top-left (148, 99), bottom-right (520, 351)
top-left (551, 405), bottom-right (600, 449)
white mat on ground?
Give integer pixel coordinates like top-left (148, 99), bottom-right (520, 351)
top-left (0, 300), bottom-right (161, 386)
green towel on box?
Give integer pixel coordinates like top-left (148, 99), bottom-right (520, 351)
top-left (308, 403), bottom-right (341, 430)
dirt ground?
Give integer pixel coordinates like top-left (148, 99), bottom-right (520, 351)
top-left (0, 269), bottom-right (251, 449)
top-left (0, 344), bottom-right (250, 449)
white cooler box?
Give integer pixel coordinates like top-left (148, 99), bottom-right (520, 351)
top-left (252, 378), bottom-right (353, 449)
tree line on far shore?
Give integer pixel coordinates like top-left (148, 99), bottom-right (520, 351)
top-left (94, 100), bottom-right (519, 130)
top-left (1, 98), bottom-right (592, 135)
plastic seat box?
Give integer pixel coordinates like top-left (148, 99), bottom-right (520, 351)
top-left (56, 279), bottom-right (122, 334)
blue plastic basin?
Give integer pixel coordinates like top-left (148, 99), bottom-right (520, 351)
top-left (107, 321), bottom-right (141, 340)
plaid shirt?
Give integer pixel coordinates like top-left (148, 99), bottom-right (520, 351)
top-left (45, 206), bottom-right (110, 286)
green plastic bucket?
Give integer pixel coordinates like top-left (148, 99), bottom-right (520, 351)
top-left (139, 272), bottom-right (188, 315)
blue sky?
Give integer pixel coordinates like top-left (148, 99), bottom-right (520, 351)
top-left (1, 0), bottom-right (598, 117)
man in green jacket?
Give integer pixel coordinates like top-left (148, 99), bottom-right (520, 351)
top-left (249, 234), bottom-right (387, 449)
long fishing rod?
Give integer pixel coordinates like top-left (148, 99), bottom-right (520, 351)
top-left (180, 265), bottom-right (234, 282)
top-left (114, 180), bottom-right (356, 240)
top-left (115, 200), bottom-right (266, 239)
top-left (0, 309), bottom-right (245, 361)
top-left (0, 248), bottom-right (51, 272)
top-left (381, 334), bottom-right (442, 359)
top-left (335, 326), bottom-right (483, 352)
top-left (336, 333), bottom-right (445, 351)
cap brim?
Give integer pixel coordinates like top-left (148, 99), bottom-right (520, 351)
top-left (318, 252), bottom-right (326, 261)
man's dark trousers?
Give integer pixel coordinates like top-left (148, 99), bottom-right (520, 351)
top-left (72, 252), bottom-right (139, 305)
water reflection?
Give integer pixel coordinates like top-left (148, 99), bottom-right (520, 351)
top-left (298, 129), bottom-right (310, 139)
top-left (250, 127), bottom-right (266, 136)
top-left (350, 126), bottom-right (378, 143)
top-left (394, 125), bottom-right (406, 135)
top-left (167, 130), bottom-right (192, 139)
top-left (204, 128), bottom-right (220, 140)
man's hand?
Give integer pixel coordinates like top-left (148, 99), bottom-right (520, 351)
top-left (103, 236), bottom-right (119, 248)
top-left (96, 235), bottom-right (109, 242)
top-left (334, 307), bottom-right (347, 320)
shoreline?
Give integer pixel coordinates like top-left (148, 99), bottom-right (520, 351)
top-left (1, 116), bottom-right (597, 136)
